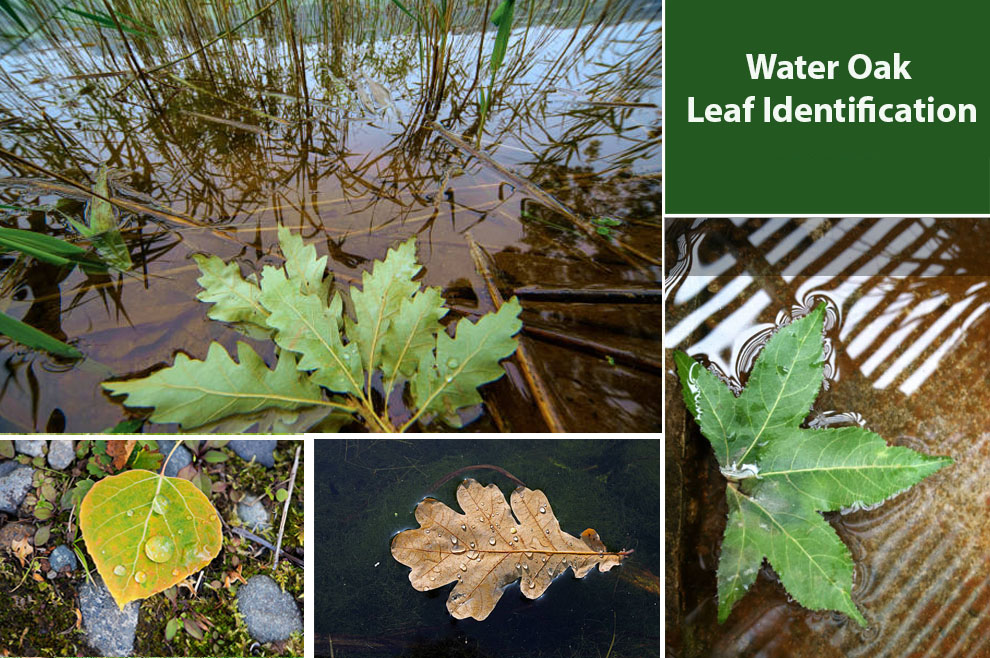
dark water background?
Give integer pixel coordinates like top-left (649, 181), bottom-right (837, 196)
top-left (314, 439), bottom-right (661, 657)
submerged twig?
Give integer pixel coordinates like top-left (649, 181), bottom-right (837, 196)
top-left (273, 445), bottom-right (300, 569)
top-left (429, 464), bottom-right (527, 492)
top-left (229, 527), bottom-right (303, 568)
top-left (467, 232), bottom-right (566, 432)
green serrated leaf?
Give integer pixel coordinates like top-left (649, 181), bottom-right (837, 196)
top-left (102, 342), bottom-right (333, 431)
top-left (259, 266), bottom-right (363, 397)
top-left (677, 302), bottom-right (953, 627)
top-left (381, 286), bottom-right (448, 383)
top-left (277, 224), bottom-right (331, 299)
top-left (409, 297), bottom-right (522, 428)
top-left (193, 254), bottom-right (269, 331)
top-left (345, 237), bottom-right (422, 379)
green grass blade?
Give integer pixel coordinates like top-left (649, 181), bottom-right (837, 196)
top-left (388, 0), bottom-right (421, 26)
top-left (0, 0), bottom-right (28, 33)
top-left (0, 310), bottom-right (82, 358)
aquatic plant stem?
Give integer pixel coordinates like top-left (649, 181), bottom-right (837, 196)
top-left (467, 232), bottom-right (566, 432)
top-left (273, 445), bottom-right (300, 569)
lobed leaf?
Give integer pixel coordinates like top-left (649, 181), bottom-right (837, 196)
top-left (259, 266), bottom-right (363, 397)
top-left (193, 254), bottom-right (269, 331)
top-left (102, 342), bottom-right (329, 430)
top-left (410, 297), bottom-right (522, 427)
top-left (677, 302), bottom-right (952, 626)
top-left (391, 478), bottom-right (626, 621)
top-left (344, 237), bottom-right (421, 378)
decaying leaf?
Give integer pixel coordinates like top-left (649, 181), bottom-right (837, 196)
top-left (391, 478), bottom-right (628, 621)
top-left (106, 439), bottom-right (136, 470)
top-left (79, 469), bottom-right (223, 609)
top-left (11, 536), bottom-right (33, 567)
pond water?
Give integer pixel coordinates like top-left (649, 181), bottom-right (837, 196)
top-left (314, 438), bottom-right (661, 657)
top-left (666, 218), bottom-right (990, 656)
top-left (0, 0), bottom-right (660, 432)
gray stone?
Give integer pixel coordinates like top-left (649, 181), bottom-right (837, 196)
top-left (49, 544), bottom-right (77, 572)
top-left (47, 440), bottom-right (74, 470)
top-left (230, 440), bottom-right (276, 468)
top-left (155, 440), bottom-right (192, 477)
top-left (79, 575), bottom-right (139, 657)
top-left (14, 440), bottom-right (45, 458)
top-left (237, 495), bottom-right (270, 531)
top-left (0, 463), bottom-right (35, 514)
top-left (236, 575), bottom-right (302, 643)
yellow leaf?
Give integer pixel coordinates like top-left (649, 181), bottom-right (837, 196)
top-left (391, 478), bottom-right (628, 621)
top-left (79, 469), bottom-right (222, 609)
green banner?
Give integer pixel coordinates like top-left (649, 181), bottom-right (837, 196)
top-left (665, 0), bottom-right (990, 215)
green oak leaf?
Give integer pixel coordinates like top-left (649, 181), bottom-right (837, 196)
top-left (343, 237), bottom-right (422, 379)
top-left (103, 226), bottom-right (521, 432)
top-left (674, 303), bottom-right (952, 626)
top-left (409, 297), bottom-right (522, 428)
top-left (192, 254), bottom-right (269, 333)
top-left (102, 341), bottom-right (343, 430)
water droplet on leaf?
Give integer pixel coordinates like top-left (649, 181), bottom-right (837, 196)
top-left (113, 565), bottom-right (126, 576)
top-left (134, 571), bottom-right (147, 584)
top-left (151, 494), bottom-right (169, 515)
top-left (145, 535), bottom-right (175, 563)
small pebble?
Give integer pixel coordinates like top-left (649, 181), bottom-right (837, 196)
top-left (0, 462), bottom-right (35, 514)
top-left (14, 440), bottom-right (45, 458)
top-left (79, 575), bottom-right (139, 656)
top-left (49, 544), bottom-right (77, 573)
top-left (237, 495), bottom-right (270, 531)
top-left (47, 440), bottom-right (75, 470)
top-left (155, 440), bottom-right (193, 477)
top-left (236, 575), bottom-right (302, 642)
top-left (230, 440), bottom-right (277, 468)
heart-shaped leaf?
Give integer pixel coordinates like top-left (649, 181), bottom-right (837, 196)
top-left (79, 469), bottom-right (223, 609)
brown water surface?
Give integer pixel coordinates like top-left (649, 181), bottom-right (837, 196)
top-left (0, 1), bottom-right (661, 432)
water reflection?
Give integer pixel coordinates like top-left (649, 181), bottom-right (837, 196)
top-left (0, 1), bottom-right (660, 431)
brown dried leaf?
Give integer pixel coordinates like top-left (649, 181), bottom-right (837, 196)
top-left (10, 536), bottom-right (33, 567)
top-left (106, 440), bottom-right (136, 470)
top-left (391, 478), bottom-right (628, 621)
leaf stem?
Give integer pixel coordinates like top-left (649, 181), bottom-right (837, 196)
top-left (159, 441), bottom-right (182, 477)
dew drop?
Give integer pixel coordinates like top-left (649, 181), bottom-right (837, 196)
top-left (437, 530), bottom-right (443, 538)
top-left (126, 510), bottom-right (134, 517)
top-left (145, 535), bottom-right (175, 563)
top-left (134, 571), bottom-right (147, 584)
top-left (446, 357), bottom-right (459, 369)
top-left (510, 528), bottom-right (517, 534)
top-left (451, 536), bottom-right (458, 545)
top-left (445, 376), bottom-right (453, 383)
top-left (545, 529), bottom-right (550, 535)
top-left (151, 494), bottom-right (170, 515)
top-left (113, 565), bottom-right (126, 577)
top-left (430, 576), bottom-right (436, 581)
top-left (548, 568), bottom-right (554, 576)
top-left (529, 581), bottom-right (535, 589)
top-left (513, 536), bottom-right (519, 542)
top-left (466, 550), bottom-right (480, 560)
top-left (522, 564), bottom-right (529, 571)
top-left (185, 514), bottom-right (192, 521)
top-left (425, 529), bottom-right (431, 534)
top-left (469, 541), bottom-right (475, 549)
top-left (539, 506), bottom-right (547, 514)
top-left (542, 557), bottom-right (547, 562)
top-left (172, 569), bottom-right (179, 576)
top-left (451, 545), bottom-right (467, 554)
top-left (459, 563), bottom-right (467, 572)
top-left (515, 563), bottom-right (521, 570)
top-left (460, 524), bottom-right (467, 531)
top-left (525, 551), bottom-right (534, 559)
top-left (488, 537), bottom-right (496, 546)
top-left (101, 549), bottom-right (107, 555)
